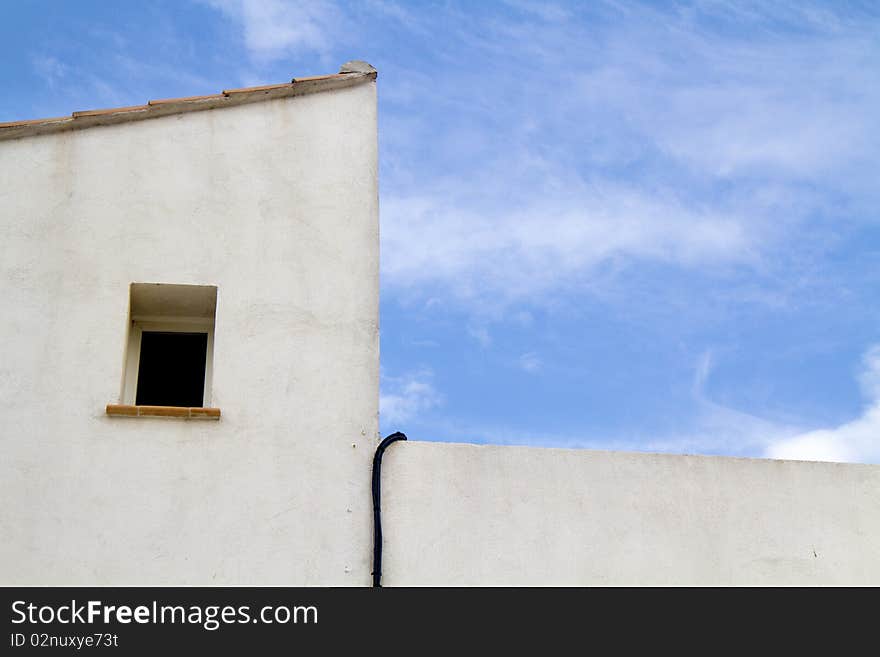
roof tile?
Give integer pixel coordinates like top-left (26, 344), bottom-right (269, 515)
top-left (0, 67), bottom-right (376, 141)
top-left (72, 105), bottom-right (149, 118)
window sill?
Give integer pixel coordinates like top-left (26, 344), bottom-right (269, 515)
top-left (106, 404), bottom-right (221, 420)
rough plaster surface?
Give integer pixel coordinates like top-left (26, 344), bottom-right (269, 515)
top-left (0, 81), bottom-right (379, 584)
top-left (380, 441), bottom-right (880, 585)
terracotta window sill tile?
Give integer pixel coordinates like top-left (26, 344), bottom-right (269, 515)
top-left (106, 404), bottom-right (221, 420)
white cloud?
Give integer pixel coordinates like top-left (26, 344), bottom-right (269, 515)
top-left (576, 35), bottom-right (880, 184)
top-left (380, 369), bottom-right (443, 427)
top-left (765, 346), bottom-right (880, 464)
top-left (381, 182), bottom-right (756, 309)
top-left (378, 3), bottom-right (880, 314)
top-left (203, 0), bottom-right (340, 61)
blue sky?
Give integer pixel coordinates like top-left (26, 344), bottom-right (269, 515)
top-left (3, 1), bottom-right (880, 462)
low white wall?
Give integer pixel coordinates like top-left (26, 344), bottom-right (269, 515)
top-left (380, 441), bottom-right (880, 585)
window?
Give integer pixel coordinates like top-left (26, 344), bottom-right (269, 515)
top-left (135, 331), bottom-right (208, 406)
top-left (112, 283), bottom-right (218, 416)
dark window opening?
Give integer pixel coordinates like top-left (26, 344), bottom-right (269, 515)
top-left (135, 331), bottom-right (208, 407)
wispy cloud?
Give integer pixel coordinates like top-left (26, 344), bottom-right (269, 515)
top-left (407, 348), bottom-right (802, 456)
top-left (646, 349), bottom-right (802, 457)
top-left (23, 17), bottom-right (217, 118)
top-left (765, 346), bottom-right (880, 464)
top-left (432, 346), bottom-right (880, 464)
top-left (380, 369), bottom-right (443, 427)
top-left (378, 1), bottom-right (880, 315)
top-left (382, 183), bottom-right (757, 310)
top-left (202, 0), bottom-right (343, 62)
top-left (30, 55), bottom-right (67, 88)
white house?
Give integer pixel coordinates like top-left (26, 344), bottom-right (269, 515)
top-left (1, 61), bottom-right (878, 586)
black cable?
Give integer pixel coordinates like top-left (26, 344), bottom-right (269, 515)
top-left (371, 431), bottom-right (407, 587)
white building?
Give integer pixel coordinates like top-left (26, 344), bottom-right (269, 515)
top-left (1, 62), bottom-right (878, 586)
top-left (1, 61), bottom-right (380, 585)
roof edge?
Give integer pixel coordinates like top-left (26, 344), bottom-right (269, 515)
top-left (0, 68), bottom-right (376, 142)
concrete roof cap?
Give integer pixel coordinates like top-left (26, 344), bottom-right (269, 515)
top-left (339, 60), bottom-right (377, 74)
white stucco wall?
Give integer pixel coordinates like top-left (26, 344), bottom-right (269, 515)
top-left (0, 80), bottom-right (379, 584)
top-left (380, 441), bottom-right (880, 585)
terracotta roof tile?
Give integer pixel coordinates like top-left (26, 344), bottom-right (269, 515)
top-left (72, 105), bottom-right (149, 118)
top-left (222, 82), bottom-right (293, 95)
top-left (291, 73), bottom-right (348, 83)
top-left (148, 94), bottom-right (225, 106)
top-left (0, 116), bottom-right (68, 129)
top-left (0, 65), bottom-right (376, 141)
